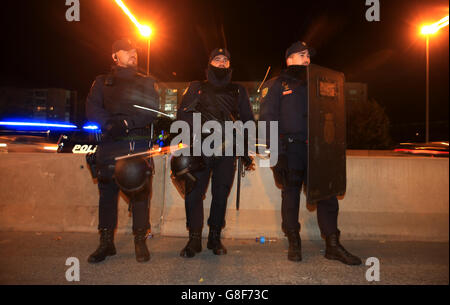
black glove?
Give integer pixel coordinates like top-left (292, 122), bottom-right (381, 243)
top-left (104, 119), bottom-right (129, 139)
top-left (241, 155), bottom-right (255, 171)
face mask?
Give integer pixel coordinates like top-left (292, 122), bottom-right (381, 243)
top-left (208, 64), bottom-right (231, 80)
top-left (286, 65), bottom-right (307, 80)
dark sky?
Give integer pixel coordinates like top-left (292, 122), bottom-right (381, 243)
top-left (1, 0), bottom-right (448, 127)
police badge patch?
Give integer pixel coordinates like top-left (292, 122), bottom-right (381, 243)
top-left (281, 81), bottom-right (292, 95)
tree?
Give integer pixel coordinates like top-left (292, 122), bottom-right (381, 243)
top-left (346, 98), bottom-right (393, 149)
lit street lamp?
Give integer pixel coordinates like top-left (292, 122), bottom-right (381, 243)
top-left (114, 0), bottom-right (153, 75)
top-left (420, 15), bottom-right (449, 143)
top-left (142, 27), bottom-right (152, 76)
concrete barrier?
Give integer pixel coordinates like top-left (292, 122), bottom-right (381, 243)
top-left (0, 153), bottom-right (165, 234)
top-left (0, 152), bottom-right (448, 241)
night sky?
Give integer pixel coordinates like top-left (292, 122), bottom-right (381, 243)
top-left (1, 0), bottom-right (448, 131)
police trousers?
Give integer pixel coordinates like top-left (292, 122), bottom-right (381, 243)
top-left (273, 141), bottom-right (339, 236)
top-left (184, 156), bottom-right (236, 230)
top-left (95, 139), bottom-right (152, 232)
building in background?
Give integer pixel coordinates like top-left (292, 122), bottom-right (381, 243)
top-left (159, 82), bottom-right (370, 121)
top-left (0, 82), bottom-right (371, 127)
top-left (0, 87), bottom-right (78, 123)
top-left (158, 81), bottom-right (262, 119)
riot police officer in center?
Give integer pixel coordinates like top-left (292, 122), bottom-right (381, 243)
top-left (259, 41), bottom-right (362, 265)
top-left (175, 48), bottom-right (255, 258)
top-left (85, 39), bottom-right (160, 263)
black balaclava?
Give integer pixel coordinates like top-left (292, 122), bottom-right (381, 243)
top-left (207, 64), bottom-right (232, 87)
top-left (285, 65), bottom-right (307, 82)
top-left (206, 47), bottom-right (232, 87)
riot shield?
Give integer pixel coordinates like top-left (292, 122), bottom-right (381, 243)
top-left (306, 64), bottom-right (346, 202)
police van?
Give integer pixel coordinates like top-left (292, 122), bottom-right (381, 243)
top-left (0, 117), bottom-right (174, 154)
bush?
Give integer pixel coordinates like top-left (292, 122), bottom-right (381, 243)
top-left (346, 98), bottom-right (393, 149)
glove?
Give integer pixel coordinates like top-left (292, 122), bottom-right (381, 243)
top-left (104, 119), bottom-right (129, 139)
top-left (242, 155), bottom-right (255, 171)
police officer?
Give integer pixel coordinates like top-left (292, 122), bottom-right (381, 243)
top-left (176, 48), bottom-right (255, 258)
top-left (85, 39), bottom-right (159, 263)
top-left (259, 41), bottom-right (361, 265)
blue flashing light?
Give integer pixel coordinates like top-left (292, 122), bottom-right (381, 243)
top-left (83, 124), bottom-right (100, 130)
top-left (0, 121), bottom-right (77, 129)
top-left (82, 123), bottom-right (101, 133)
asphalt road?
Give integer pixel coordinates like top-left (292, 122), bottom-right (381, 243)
top-left (0, 232), bottom-right (448, 285)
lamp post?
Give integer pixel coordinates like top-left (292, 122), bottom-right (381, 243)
top-left (140, 27), bottom-right (152, 76)
top-left (420, 15), bottom-right (449, 143)
top-left (114, 0), bottom-right (153, 75)
top-left (136, 25), bottom-right (152, 76)
top-left (147, 38), bottom-right (150, 76)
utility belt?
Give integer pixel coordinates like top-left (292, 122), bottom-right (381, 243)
top-left (192, 131), bottom-right (248, 158)
top-left (103, 126), bottom-right (153, 141)
top-left (88, 126), bottom-right (153, 179)
top-left (86, 139), bottom-right (154, 181)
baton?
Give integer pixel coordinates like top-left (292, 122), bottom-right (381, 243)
top-left (236, 157), bottom-right (243, 210)
top-left (133, 105), bottom-right (174, 118)
top-left (115, 144), bottom-right (187, 161)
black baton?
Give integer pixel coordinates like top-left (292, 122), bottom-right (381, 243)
top-left (236, 157), bottom-right (242, 210)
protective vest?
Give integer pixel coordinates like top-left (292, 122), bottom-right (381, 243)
top-left (102, 69), bottom-right (159, 129)
top-left (192, 81), bottom-right (240, 124)
top-left (276, 73), bottom-right (308, 141)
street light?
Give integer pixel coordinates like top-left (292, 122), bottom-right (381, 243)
top-left (420, 15), bottom-right (449, 143)
top-left (141, 26), bottom-right (153, 76)
top-left (114, 0), bottom-right (153, 75)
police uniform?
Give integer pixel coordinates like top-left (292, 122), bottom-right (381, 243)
top-left (85, 40), bottom-right (159, 263)
top-left (175, 48), bottom-right (255, 257)
top-left (259, 41), bottom-right (361, 265)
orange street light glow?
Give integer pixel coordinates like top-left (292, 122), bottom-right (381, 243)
top-left (114, 0), bottom-right (152, 37)
top-left (421, 15), bottom-right (449, 35)
top-left (140, 25), bottom-right (152, 38)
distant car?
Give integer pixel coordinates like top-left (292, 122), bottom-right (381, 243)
top-left (0, 120), bottom-right (76, 153)
top-left (0, 134), bottom-right (58, 153)
top-left (394, 141), bottom-right (449, 157)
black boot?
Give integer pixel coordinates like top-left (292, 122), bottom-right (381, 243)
top-left (134, 229), bottom-right (150, 263)
top-left (207, 226), bottom-right (227, 255)
top-left (286, 230), bottom-right (302, 262)
top-left (180, 229), bottom-right (202, 258)
top-left (325, 231), bottom-right (362, 265)
top-left (88, 228), bottom-right (116, 263)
